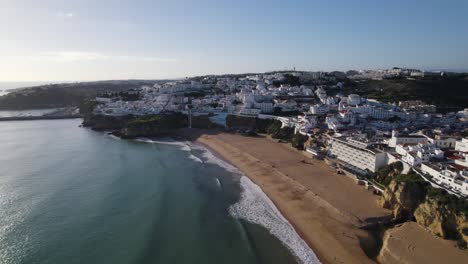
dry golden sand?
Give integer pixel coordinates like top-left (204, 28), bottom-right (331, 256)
top-left (177, 130), bottom-right (467, 264)
top-left (378, 222), bottom-right (468, 264)
top-left (191, 132), bottom-right (389, 263)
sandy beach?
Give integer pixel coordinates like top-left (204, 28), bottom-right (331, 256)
top-left (177, 130), bottom-right (388, 263)
top-left (378, 222), bottom-right (468, 264)
top-left (177, 129), bottom-right (468, 263)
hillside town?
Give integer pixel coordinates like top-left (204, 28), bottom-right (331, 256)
top-left (92, 69), bottom-right (468, 198)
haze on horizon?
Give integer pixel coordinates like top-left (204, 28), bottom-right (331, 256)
top-left (1, 0), bottom-right (468, 82)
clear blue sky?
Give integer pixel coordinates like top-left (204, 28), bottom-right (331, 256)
top-left (1, 0), bottom-right (467, 81)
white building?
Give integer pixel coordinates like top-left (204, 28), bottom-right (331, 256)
top-left (455, 138), bottom-right (468, 152)
top-left (315, 86), bottom-right (327, 100)
top-left (421, 163), bottom-right (468, 196)
top-left (330, 137), bottom-right (387, 173)
top-left (396, 143), bottom-right (444, 167)
top-left (238, 108), bottom-right (261, 116)
top-left (371, 108), bottom-right (393, 120)
top-left (326, 116), bottom-right (345, 131)
top-left (424, 135), bottom-right (457, 149)
top-left (310, 104), bottom-right (329, 115)
top-left (387, 131), bottom-right (427, 148)
top-left (253, 102), bottom-right (274, 113)
top-left (96, 97), bottom-right (111, 103)
top-left (347, 94), bottom-right (361, 106)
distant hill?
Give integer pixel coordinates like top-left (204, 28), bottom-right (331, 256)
top-left (345, 74), bottom-right (468, 113)
top-left (0, 80), bottom-right (160, 110)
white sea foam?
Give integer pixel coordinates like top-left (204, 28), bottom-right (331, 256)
top-left (200, 149), bottom-right (240, 174)
top-left (231, 176), bottom-right (321, 264)
top-left (109, 134), bottom-right (121, 140)
top-left (134, 137), bottom-right (191, 152)
top-left (188, 154), bottom-right (203, 163)
top-left (129, 136), bottom-right (320, 262)
top-left (214, 177), bottom-right (222, 189)
top-left (197, 146), bottom-right (321, 264)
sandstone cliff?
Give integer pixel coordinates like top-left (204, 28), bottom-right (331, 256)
top-left (380, 178), bottom-right (427, 220)
top-left (414, 197), bottom-right (468, 241)
top-left (380, 175), bottom-right (468, 247)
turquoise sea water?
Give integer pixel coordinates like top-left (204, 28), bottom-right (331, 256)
top-left (0, 119), bottom-right (318, 264)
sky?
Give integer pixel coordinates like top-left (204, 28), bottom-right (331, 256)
top-left (1, 0), bottom-right (468, 81)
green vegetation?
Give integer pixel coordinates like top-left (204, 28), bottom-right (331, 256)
top-left (456, 239), bottom-right (467, 250)
top-left (255, 118), bottom-right (281, 133)
top-left (79, 99), bottom-right (98, 117)
top-left (291, 133), bottom-right (309, 150)
top-left (345, 75), bottom-right (468, 113)
top-left (395, 172), bottom-right (429, 185)
top-left (225, 115), bottom-right (309, 149)
top-left (191, 115), bottom-right (220, 129)
top-left (270, 127), bottom-right (295, 142)
top-left (373, 161), bottom-right (403, 186)
top-left (272, 74), bottom-right (301, 87)
top-left (384, 172), bottom-right (468, 242)
top-left (463, 227), bottom-right (468, 236)
top-left (127, 113), bottom-right (186, 130)
top-left (225, 114), bottom-right (258, 128)
top-left (98, 91), bottom-right (141, 101)
top-left (426, 188), bottom-right (468, 217)
top-left (184, 91), bottom-right (207, 98)
top-left (0, 81), bottom-right (154, 110)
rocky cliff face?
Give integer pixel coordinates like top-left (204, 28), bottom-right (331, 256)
top-left (119, 125), bottom-right (174, 138)
top-left (380, 180), bottom-right (427, 220)
top-left (82, 114), bottom-right (130, 131)
top-left (415, 199), bottom-right (468, 240)
top-left (82, 113), bottom-right (218, 138)
top-left (381, 178), bottom-right (468, 243)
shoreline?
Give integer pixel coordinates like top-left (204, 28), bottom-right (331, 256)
top-left (183, 130), bottom-right (387, 263)
top-left (106, 127), bottom-right (468, 263)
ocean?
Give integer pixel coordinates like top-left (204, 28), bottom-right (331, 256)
top-left (0, 119), bottom-right (319, 264)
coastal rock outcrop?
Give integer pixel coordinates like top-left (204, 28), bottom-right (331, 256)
top-left (380, 178), bottom-right (427, 221)
top-left (377, 222), bottom-right (468, 264)
top-left (82, 114), bottom-right (131, 131)
top-left (414, 198), bottom-right (468, 241)
top-left (380, 175), bottom-right (468, 247)
top-left (82, 112), bottom-right (218, 138)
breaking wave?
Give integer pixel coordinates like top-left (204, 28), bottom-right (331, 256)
top-left (134, 137), bottom-right (191, 152)
top-left (230, 177), bottom-right (320, 264)
top-left (198, 145), bottom-right (320, 264)
top-left (133, 137), bottom-right (320, 263)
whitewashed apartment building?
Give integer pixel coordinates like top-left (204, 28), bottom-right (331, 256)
top-left (330, 137), bottom-right (387, 174)
top-left (421, 163), bottom-right (468, 196)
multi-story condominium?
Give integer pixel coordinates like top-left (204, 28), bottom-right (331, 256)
top-left (330, 136), bottom-right (387, 173)
top-left (253, 102), bottom-right (274, 113)
top-left (371, 107), bottom-right (393, 120)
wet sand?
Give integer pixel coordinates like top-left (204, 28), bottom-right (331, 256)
top-left (177, 129), bottom-right (466, 263)
top-left (178, 130), bottom-right (390, 263)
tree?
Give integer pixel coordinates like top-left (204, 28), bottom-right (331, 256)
top-left (291, 133), bottom-right (309, 150)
